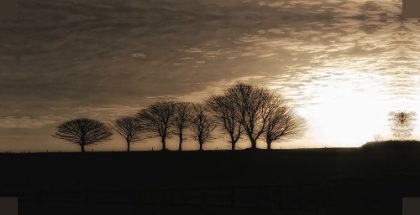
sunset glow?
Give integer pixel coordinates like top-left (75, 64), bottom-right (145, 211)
top-left (1, 0), bottom-right (419, 152)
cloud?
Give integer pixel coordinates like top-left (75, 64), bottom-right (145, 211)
top-left (258, 53), bottom-right (277, 58)
top-left (49, 105), bottom-right (147, 123)
top-left (0, 104), bottom-right (149, 129)
top-left (129, 53), bottom-right (146, 58)
top-left (0, 116), bottom-right (59, 129)
top-left (145, 95), bottom-right (177, 100)
top-left (180, 57), bottom-right (194, 60)
top-left (0, 0), bottom-right (415, 149)
top-left (185, 48), bottom-right (203, 53)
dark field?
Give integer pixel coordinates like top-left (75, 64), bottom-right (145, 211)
top-left (2, 141), bottom-right (420, 214)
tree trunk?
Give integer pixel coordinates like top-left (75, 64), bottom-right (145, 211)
top-left (230, 136), bottom-right (236, 151)
top-left (126, 139), bottom-right (130, 152)
top-left (267, 141), bottom-right (272, 150)
top-left (178, 133), bottom-right (183, 151)
top-left (81, 144), bottom-right (85, 153)
top-left (199, 142), bottom-right (203, 151)
top-left (251, 139), bottom-right (257, 150)
top-left (161, 137), bottom-right (167, 151)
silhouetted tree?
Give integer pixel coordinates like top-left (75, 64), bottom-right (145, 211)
top-left (137, 101), bottom-right (177, 151)
top-left (263, 106), bottom-right (307, 149)
top-left (222, 83), bottom-right (281, 150)
top-left (190, 103), bottom-right (217, 151)
top-left (206, 95), bottom-right (243, 150)
top-left (388, 111), bottom-right (416, 140)
top-left (172, 102), bottom-right (194, 151)
top-left (373, 134), bottom-right (383, 142)
top-left (52, 118), bottom-right (113, 152)
top-left (111, 116), bottom-right (145, 152)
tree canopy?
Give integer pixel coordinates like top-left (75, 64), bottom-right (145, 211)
top-left (112, 116), bottom-right (145, 151)
top-left (206, 95), bottom-right (243, 150)
top-left (137, 101), bottom-right (177, 151)
top-left (53, 118), bottom-right (113, 152)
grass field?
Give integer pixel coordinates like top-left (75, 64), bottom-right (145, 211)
top-left (1, 141), bottom-right (420, 214)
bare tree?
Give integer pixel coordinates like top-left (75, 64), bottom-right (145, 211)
top-left (190, 103), bottom-right (217, 151)
top-left (171, 102), bottom-right (194, 151)
top-left (206, 95), bottom-right (243, 150)
top-left (372, 134), bottom-right (383, 142)
top-left (111, 116), bottom-right (145, 152)
top-left (136, 101), bottom-right (177, 151)
top-left (222, 83), bottom-right (281, 150)
top-left (52, 118), bottom-right (113, 152)
top-left (263, 105), bottom-right (307, 149)
top-left (388, 111), bottom-right (416, 140)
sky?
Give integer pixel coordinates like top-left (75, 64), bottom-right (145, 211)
top-left (0, 0), bottom-right (419, 152)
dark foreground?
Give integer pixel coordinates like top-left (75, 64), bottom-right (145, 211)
top-left (2, 141), bottom-right (420, 215)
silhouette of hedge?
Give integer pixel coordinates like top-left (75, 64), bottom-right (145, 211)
top-left (361, 140), bottom-right (420, 150)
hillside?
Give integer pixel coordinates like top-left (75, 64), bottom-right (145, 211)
top-left (2, 145), bottom-right (420, 191)
top-left (2, 143), bottom-right (420, 214)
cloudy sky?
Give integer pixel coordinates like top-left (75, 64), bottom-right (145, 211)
top-left (0, 0), bottom-right (419, 152)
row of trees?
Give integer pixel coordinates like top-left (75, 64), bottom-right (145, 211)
top-left (53, 83), bottom-right (307, 152)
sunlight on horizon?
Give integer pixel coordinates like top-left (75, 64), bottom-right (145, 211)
top-left (3, 0), bottom-right (420, 152)
top-left (265, 68), bottom-right (398, 147)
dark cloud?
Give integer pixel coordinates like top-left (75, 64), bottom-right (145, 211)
top-left (1, 0), bottom-right (419, 151)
